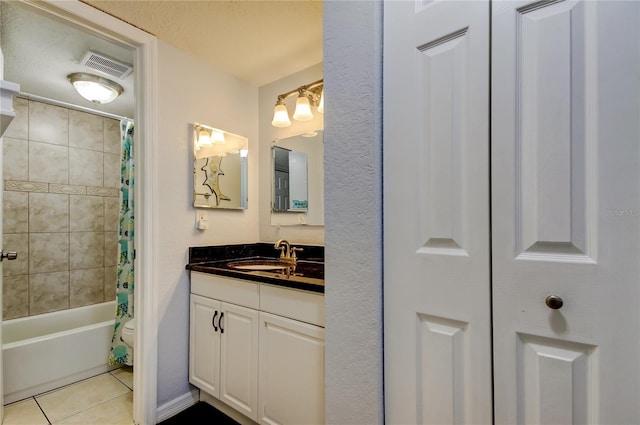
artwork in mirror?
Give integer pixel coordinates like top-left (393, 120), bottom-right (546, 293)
top-left (193, 128), bottom-right (248, 209)
top-left (271, 131), bottom-right (323, 225)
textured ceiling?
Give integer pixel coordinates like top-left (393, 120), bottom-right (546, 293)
top-left (82, 0), bottom-right (323, 87)
top-left (0, 1), bottom-right (321, 119)
top-left (1, 1), bottom-right (136, 117)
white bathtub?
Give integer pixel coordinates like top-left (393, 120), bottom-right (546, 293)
top-left (3, 301), bottom-right (118, 404)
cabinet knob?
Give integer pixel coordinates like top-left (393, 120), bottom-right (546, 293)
top-left (545, 295), bottom-right (564, 310)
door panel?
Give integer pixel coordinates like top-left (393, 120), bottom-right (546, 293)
top-left (384, 1), bottom-right (492, 423)
top-left (492, 1), bottom-right (640, 423)
top-left (219, 302), bottom-right (258, 421)
top-left (189, 294), bottom-right (220, 397)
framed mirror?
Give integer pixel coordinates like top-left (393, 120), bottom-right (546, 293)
top-left (193, 126), bottom-right (248, 209)
top-left (271, 131), bottom-right (323, 225)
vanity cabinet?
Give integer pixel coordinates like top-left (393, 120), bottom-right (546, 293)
top-left (258, 312), bottom-right (324, 425)
top-left (189, 294), bottom-right (259, 421)
top-left (189, 271), bottom-right (324, 425)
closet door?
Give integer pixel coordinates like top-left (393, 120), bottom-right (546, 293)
top-left (383, 1), bottom-right (492, 423)
top-left (492, 1), bottom-right (640, 423)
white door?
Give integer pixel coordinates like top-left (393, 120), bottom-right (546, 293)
top-left (189, 294), bottom-right (221, 397)
top-left (383, 1), bottom-right (492, 423)
top-left (219, 302), bottom-right (259, 421)
top-left (492, 1), bottom-right (640, 423)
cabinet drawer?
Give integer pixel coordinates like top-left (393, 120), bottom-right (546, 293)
top-left (260, 284), bottom-right (325, 327)
top-left (191, 272), bottom-right (259, 309)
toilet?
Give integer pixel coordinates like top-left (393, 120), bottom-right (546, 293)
top-left (121, 319), bottom-right (135, 348)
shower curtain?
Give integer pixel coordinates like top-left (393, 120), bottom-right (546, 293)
top-left (108, 119), bottom-right (135, 366)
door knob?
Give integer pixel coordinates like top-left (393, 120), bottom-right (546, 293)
top-left (0, 250), bottom-right (17, 261)
top-left (545, 295), bottom-right (563, 309)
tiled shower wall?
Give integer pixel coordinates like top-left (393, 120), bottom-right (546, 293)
top-left (2, 97), bottom-right (121, 319)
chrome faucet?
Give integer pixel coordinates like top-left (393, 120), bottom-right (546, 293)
top-left (274, 239), bottom-right (303, 265)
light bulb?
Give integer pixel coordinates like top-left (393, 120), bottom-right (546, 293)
top-left (198, 129), bottom-right (212, 146)
top-left (293, 94), bottom-right (313, 121)
top-left (272, 102), bottom-right (291, 127)
top-left (212, 130), bottom-right (226, 144)
top-left (317, 89), bottom-right (324, 113)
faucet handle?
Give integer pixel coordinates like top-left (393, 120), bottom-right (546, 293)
top-left (277, 246), bottom-right (286, 258)
top-left (290, 247), bottom-right (304, 259)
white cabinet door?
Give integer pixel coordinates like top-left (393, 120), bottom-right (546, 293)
top-left (219, 302), bottom-right (259, 421)
top-left (383, 1), bottom-right (492, 424)
top-left (189, 294), bottom-right (221, 398)
top-left (492, 1), bottom-right (640, 423)
top-left (258, 312), bottom-right (324, 425)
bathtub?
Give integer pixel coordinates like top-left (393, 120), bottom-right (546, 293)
top-left (3, 301), bottom-right (118, 404)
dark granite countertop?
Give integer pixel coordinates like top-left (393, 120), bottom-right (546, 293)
top-left (187, 243), bottom-right (324, 294)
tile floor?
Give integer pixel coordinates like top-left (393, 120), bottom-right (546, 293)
top-left (3, 367), bottom-right (133, 425)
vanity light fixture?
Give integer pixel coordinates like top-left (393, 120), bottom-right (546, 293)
top-left (67, 72), bottom-right (123, 105)
top-left (271, 79), bottom-right (323, 127)
top-left (194, 123), bottom-right (228, 150)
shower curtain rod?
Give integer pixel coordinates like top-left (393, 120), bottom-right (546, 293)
top-left (18, 91), bottom-right (132, 121)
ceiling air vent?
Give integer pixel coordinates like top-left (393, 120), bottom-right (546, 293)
top-left (79, 50), bottom-right (133, 80)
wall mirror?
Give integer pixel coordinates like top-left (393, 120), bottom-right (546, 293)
top-left (193, 126), bottom-right (248, 209)
top-left (271, 130), bottom-right (324, 225)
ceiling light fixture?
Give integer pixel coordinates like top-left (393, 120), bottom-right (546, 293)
top-left (271, 79), bottom-right (323, 128)
top-left (68, 72), bottom-right (123, 105)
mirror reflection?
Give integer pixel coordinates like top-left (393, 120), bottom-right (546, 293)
top-left (193, 127), bottom-right (248, 209)
top-left (271, 131), bottom-right (323, 225)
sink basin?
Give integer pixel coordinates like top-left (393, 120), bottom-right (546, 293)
top-left (227, 259), bottom-right (292, 271)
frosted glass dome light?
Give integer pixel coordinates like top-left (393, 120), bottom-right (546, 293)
top-left (68, 73), bottom-right (123, 105)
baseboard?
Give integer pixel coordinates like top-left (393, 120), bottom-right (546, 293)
top-left (155, 387), bottom-right (199, 423)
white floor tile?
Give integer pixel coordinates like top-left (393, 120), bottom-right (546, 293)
top-left (110, 366), bottom-right (133, 390)
top-left (53, 392), bottom-right (133, 425)
top-left (3, 398), bottom-right (49, 425)
top-left (36, 373), bottom-right (130, 423)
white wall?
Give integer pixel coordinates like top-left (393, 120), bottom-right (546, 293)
top-left (324, 1), bottom-right (384, 424)
top-left (155, 40), bottom-right (259, 406)
top-left (258, 63), bottom-right (324, 245)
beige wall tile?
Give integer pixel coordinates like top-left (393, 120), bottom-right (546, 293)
top-left (3, 233), bottom-right (28, 276)
top-left (87, 187), bottom-right (118, 197)
top-left (3, 398), bottom-right (49, 425)
top-left (3, 275), bottom-right (29, 320)
top-left (36, 374), bottom-right (130, 423)
top-left (29, 271), bottom-right (69, 315)
top-left (69, 110), bottom-right (104, 151)
top-left (4, 191), bottom-right (28, 234)
top-left (104, 153), bottom-right (120, 188)
top-left (70, 232), bottom-right (104, 269)
top-left (50, 184), bottom-right (86, 195)
top-left (70, 267), bottom-right (104, 307)
top-left (70, 195), bottom-right (104, 232)
top-left (104, 232), bottom-right (118, 267)
top-left (3, 137), bottom-right (29, 181)
top-left (5, 180), bottom-right (48, 193)
top-left (104, 197), bottom-right (120, 232)
top-left (104, 118), bottom-right (121, 155)
top-left (28, 100), bottom-right (69, 145)
top-left (29, 192), bottom-right (69, 233)
top-left (29, 233), bottom-right (69, 274)
top-left (69, 148), bottom-right (103, 187)
top-left (29, 141), bottom-right (69, 184)
top-left (4, 97), bottom-right (29, 140)
top-left (104, 266), bottom-right (117, 301)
